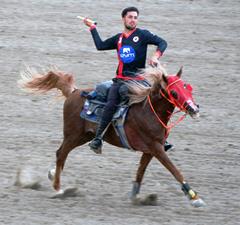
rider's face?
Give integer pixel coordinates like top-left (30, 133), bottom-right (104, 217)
top-left (122, 11), bottom-right (138, 30)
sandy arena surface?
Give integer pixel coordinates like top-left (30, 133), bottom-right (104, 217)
top-left (0, 0), bottom-right (239, 224)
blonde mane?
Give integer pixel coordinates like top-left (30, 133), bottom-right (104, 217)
top-left (126, 64), bottom-right (168, 105)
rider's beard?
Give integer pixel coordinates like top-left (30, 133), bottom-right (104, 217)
top-left (125, 23), bottom-right (136, 30)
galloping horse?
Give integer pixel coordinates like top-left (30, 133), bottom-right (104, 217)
top-left (18, 65), bottom-right (205, 207)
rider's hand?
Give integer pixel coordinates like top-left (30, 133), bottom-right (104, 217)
top-left (83, 17), bottom-right (96, 28)
top-left (149, 56), bottom-right (159, 67)
top-left (149, 50), bottom-right (162, 67)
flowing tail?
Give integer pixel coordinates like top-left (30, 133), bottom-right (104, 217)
top-left (18, 67), bottom-right (77, 98)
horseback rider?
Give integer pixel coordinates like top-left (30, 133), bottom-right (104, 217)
top-left (84, 6), bottom-right (173, 153)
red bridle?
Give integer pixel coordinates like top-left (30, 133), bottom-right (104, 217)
top-left (147, 78), bottom-right (190, 137)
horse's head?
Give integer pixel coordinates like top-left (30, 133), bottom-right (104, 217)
top-left (162, 67), bottom-right (199, 118)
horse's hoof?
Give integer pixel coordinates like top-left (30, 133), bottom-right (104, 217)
top-left (51, 188), bottom-right (79, 199)
top-left (88, 141), bottom-right (102, 154)
top-left (51, 189), bottom-right (64, 199)
top-left (92, 148), bottom-right (102, 154)
top-left (89, 146), bottom-right (102, 154)
top-left (48, 168), bottom-right (56, 181)
top-left (129, 181), bottom-right (141, 199)
top-left (191, 198), bottom-right (206, 207)
top-left (57, 189), bottom-right (64, 195)
top-left (131, 195), bottom-right (141, 205)
top-left (53, 182), bottom-right (60, 192)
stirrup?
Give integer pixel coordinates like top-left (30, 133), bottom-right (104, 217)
top-left (89, 137), bottom-right (102, 154)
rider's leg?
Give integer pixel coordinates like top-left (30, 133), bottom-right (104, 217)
top-left (89, 81), bottom-right (121, 153)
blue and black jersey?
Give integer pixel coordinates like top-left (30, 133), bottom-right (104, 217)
top-left (90, 27), bottom-right (167, 79)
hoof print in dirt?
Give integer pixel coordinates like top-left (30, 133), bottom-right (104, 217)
top-left (131, 194), bottom-right (158, 206)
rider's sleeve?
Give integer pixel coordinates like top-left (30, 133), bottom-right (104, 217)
top-left (142, 29), bottom-right (168, 55)
top-left (90, 27), bottom-right (118, 50)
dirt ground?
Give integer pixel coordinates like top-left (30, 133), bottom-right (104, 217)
top-left (0, 0), bottom-right (239, 224)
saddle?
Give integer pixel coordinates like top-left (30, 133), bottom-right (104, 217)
top-left (81, 80), bottom-right (129, 119)
top-left (80, 79), bottom-right (150, 149)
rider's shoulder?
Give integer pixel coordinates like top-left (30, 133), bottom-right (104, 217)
top-left (136, 28), bottom-right (153, 37)
top-left (138, 28), bottom-right (152, 34)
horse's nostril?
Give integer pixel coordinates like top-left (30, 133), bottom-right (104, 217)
top-left (186, 104), bottom-right (200, 115)
top-left (186, 105), bottom-right (194, 112)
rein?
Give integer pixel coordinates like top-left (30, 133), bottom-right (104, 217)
top-left (147, 80), bottom-right (187, 136)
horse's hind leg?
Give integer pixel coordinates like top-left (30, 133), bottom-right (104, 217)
top-left (153, 143), bottom-right (205, 207)
top-left (52, 136), bottom-right (87, 192)
top-left (130, 153), bottom-right (153, 199)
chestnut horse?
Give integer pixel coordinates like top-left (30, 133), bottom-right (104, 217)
top-left (18, 65), bottom-right (205, 207)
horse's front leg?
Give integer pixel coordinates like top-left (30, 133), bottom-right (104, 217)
top-left (130, 152), bottom-right (158, 205)
top-left (153, 143), bottom-right (206, 207)
top-left (130, 153), bottom-right (153, 199)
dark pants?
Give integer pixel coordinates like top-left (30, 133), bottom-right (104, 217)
top-left (101, 81), bottom-right (122, 123)
top-left (95, 80), bottom-right (122, 137)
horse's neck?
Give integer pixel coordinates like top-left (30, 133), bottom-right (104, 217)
top-left (149, 92), bottom-right (175, 124)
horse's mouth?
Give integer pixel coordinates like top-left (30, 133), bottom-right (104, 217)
top-left (190, 111), bottom-right (200, 119)
top-left (185, 103), bottom-right (200, 119)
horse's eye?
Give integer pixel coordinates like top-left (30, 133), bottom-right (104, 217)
top-left (170, 90), bottom-right (178, 99)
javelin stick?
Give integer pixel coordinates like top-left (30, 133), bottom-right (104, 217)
top-left (77, 16), bottom-right (97, 25)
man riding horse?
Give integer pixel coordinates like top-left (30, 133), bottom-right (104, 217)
top-left (84, 7), bottom-right (173, 153)
top-left (18, 7), bottom-right (205, 207)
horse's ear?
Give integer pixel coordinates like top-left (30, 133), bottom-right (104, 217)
top-left (176, 66), bottom-right (183, 78)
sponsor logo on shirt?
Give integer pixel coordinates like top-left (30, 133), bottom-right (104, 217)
top-left (119, 45), bottom-right (135, 63)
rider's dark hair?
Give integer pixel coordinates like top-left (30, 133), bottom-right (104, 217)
top-left (121, 7), bottom-right (139, 18)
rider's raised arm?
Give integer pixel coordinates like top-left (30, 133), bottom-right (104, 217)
top-left (83, 18), bottom-right (119, 51)
top-left (90, 27), bottom-right (119, 51)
